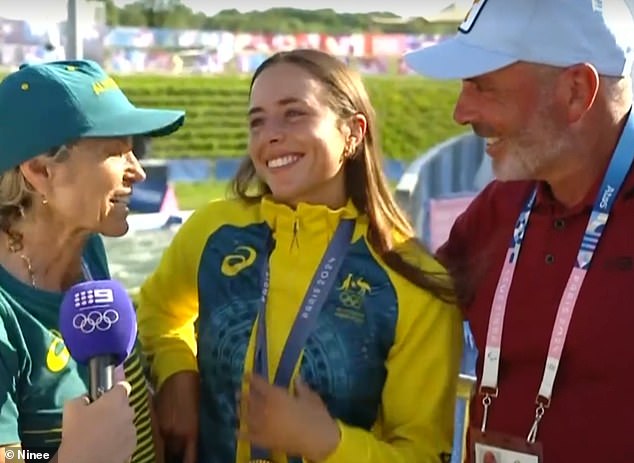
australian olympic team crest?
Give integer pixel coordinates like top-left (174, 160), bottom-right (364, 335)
top-left (334, 273), bottom-right (371, 323)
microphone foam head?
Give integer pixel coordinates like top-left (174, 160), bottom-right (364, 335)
top-left (59, 279), bottom-right (137, 366)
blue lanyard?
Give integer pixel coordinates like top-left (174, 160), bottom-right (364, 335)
top-left (510, 109), bottom-right (634, 267)
top-left (479, 109), bottom-right (634, 441)
top-left (250, 218), bottom-right (354, 461)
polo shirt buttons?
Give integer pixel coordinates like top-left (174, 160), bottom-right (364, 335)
top-left (545, 254), bottom-right (555, 264)
top-left (553, 218), bottom-right (566, 230)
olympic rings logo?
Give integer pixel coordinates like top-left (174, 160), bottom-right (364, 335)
top-left (339, 291), bottom-right (362, 309)
top-left (72, 309), bottom-right (120, 334)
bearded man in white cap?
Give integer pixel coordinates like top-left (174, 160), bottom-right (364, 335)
top-left (406, 1), bottom-right (634, 462)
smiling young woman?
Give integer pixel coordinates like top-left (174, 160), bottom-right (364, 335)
top-left (138, 49), bottom-right (462, 463)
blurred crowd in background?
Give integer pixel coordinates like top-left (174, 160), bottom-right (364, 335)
top-left (0, 15), bottom-right (448, 75)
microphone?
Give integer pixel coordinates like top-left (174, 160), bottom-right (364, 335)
top-left (59, 279), bottom-right (137, 401)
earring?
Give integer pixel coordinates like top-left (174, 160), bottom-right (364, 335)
top-left (347, 143), bottom-right (356, 158)
top-left (42, 196), bottom-right (48, 205)
top-left (341, 145), bottom-right (350, 162)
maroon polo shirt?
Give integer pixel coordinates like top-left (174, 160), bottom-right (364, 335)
top-left (437, 166), bottom-right (634, 463)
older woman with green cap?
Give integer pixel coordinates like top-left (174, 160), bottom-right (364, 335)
top-left (0, 60), bottom-right (184, 463)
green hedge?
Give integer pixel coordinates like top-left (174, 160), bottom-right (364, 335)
top-left (2, 72), bottom-right (466, 161)
top-left (117, 74), bottom-right (466, 161)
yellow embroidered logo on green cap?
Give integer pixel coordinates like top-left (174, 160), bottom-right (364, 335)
top-left (92, 76), bottom-right (119, 95)
top-left (66, 65), bottom-right (76, 71)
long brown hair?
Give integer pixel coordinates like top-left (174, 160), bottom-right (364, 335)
top-left (231, 49), bottom-right (455, 304)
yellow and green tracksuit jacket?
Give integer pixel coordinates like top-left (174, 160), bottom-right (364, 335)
top-left (137, 196), bottom-right (462, 463)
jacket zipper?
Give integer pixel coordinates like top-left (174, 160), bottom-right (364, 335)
top-left (291, 219), bottom-right (299, 250)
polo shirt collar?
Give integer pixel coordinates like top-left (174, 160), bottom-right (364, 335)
top-left (533, 112), bottom-right (634, 217)
top-left (533, 165), bottom-right (634, 216)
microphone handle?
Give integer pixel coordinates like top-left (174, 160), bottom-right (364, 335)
top-left (88, 355), bottom-right (117, 401)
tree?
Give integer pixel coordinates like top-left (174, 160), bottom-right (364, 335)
top-left (100, 1), bottom-right (458, 34)
top-left (101, 0), bottom-right (119, 25)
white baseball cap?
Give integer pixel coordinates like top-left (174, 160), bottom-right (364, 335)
top-left (404, 0), bottom-right (634, 79)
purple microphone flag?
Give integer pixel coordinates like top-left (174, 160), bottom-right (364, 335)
top-left (59, 279), bottom-right (137, 366)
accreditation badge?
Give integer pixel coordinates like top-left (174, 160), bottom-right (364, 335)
top-left (470, 427), bottom-right (543, 463)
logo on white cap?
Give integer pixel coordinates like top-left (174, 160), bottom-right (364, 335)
top-left (459, 0), bottom-right (489, 33)
top-left (73, 288), bottom-right (114, 310)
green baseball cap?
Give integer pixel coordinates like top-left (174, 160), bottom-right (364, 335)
top-left (0, 59), bottom-right (185, 173)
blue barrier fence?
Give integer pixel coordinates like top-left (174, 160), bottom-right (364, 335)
top-left (394, 130), bottom-right (494, 463)
top-left (143, 157), bottom-right (407, 184)
top-left (132, 156), bottom-right (407, 214)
